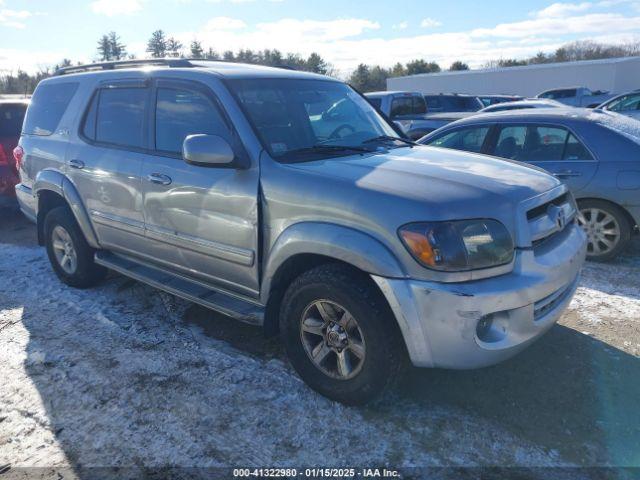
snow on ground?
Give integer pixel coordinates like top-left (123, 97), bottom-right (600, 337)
top-left (0, 234), bottom-right (639, 472)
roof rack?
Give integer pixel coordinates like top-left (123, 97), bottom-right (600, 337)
top-left (53, 58), bottom-right (195, 76)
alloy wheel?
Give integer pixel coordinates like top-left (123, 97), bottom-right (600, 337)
top-left (299, 300), bottom-right (366, 380)
top-left (578, 207), bottom-right (621, 257)
top-left (51, 225), bottom-right (78, 274)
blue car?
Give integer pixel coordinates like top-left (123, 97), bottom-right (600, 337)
top-left (420, 108), bottom-right (640, 261)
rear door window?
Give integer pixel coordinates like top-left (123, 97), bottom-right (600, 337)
top-left (428, 126), bottom-right (490, 153)
top-left (563, 133), bottom-right (593, 160)
top-left (493, 124), bottom-right (590, 162)
top-left (22, 82), bottom-right (78, 136)
top-left (86, 87), bottom-right (148, 149)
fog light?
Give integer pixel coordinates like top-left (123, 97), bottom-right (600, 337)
top-left (476, 314), bottom-right (494, 339)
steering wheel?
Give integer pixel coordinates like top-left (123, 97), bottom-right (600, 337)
top-left (328, 124), bottom-right (356, 140)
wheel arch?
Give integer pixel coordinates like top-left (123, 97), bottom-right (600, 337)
top-left (576, 196), bottom-right (638, 230)
top-left (260, 222), bottom-right (407, 336)
top-left (34, 169), bottom-right (100, 248)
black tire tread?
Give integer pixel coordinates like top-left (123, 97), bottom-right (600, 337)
top-left (44, 206), bottom-right (107, 288)
top-left (280, 263), bottom-right (406, 405)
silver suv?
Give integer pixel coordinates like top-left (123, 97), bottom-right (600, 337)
top-left (15, 59), bottom-right (587, 405)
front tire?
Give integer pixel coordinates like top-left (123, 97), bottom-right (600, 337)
top-left (44, 206), bottom-right (107, 288)
top-left (577, 199), bottom-right (631, 262)
top-left (280, 264), bottom-right (404, 405)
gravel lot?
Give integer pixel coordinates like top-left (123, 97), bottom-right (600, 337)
top-left (0, 208), bottom-right (638, 477)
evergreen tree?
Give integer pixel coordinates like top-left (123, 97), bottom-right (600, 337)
top-left (305, 53), bottom-right (328, 74)
top-left (146, 30), bottom-right (167, 58)
top-left (390, 62), bottom-right (406, 77)
top-left (108, 32), bottom-right (126, 60)
top-left (449, 61), bottom-right (469, 71)
top-left (190, 40), bottom-right (204, 59)
top-left (205, 48), bottom-right (220, 60)
top-left (166, 37), bottom-right (183, 58)
top-left (97, 34), bottom-right (111, 61)
top-left (348, 64), bottom-right (372, 91)
top-left (405, 59), bottom-right (441, 75)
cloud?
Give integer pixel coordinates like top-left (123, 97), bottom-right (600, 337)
top-left (0, 47), bottom-right (72, 74)
top-left (392, 21), bottom-right (408, 30)
top-left (90, 0), bottom-right (144, 16)
top-left (534, 2), bottom-right (592, 18)
top-left (253, 18), bottom-right (380, 41)
top-left (204, 16), bottom-right (247, 30)
top-left (0, 8), bottom-right (32, 28)
top-left (471, 13), bottom-right (640, 37)
top-left (420, 18), bottom-right (442, 28)
top-left (206, 0), bottom-right (284, 2)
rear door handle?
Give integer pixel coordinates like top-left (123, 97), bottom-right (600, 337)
top-left (146, 173), bottom-right (172, 185)
top-left (69, 159), bottom-right (85, 169)
top-left (553, 170), bottom-right (582, 178)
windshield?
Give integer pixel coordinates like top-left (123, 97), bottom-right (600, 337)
top-left (228, 78), bottom-right (398, 160)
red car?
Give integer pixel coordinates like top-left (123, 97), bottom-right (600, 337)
top-left (0, 99), bottom-right (29, 207)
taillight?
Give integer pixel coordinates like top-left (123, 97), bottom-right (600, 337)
top-left (0, 147), bottom-right (7, 166)
top-left (13, 146), bottom-right (24, 170)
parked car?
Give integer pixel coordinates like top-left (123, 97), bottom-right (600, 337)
top-left (0, 99), bottom-right (29, 207)
top-left (477, 95), bottom-right (523, 107)
top-left (422, 93), bottom-right (484, 113)
top-left (17, 59), bottom-right (586, 404)
top-left (480, 99), bottom-right (564, 113)
top-left (364, 91), bottom-right (433, 139)
top-left (419, 108), bottom-right (640, 261)
top-left (410, 111), bottom-right (478, 136)
top-left (536, 86), bottom-right (616, 108)
top-left (597, 90), bottom-right (640, 120)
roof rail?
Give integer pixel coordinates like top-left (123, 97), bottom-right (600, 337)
top-left (53, 58), bottom-right (195, 76)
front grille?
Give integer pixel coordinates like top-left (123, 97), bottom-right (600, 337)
top-left (534, 277), bottom-right (577, 320)
top-left (527, 193), bottom-right (568, 221)
top-left (526, 192), bottom-right (576, 247)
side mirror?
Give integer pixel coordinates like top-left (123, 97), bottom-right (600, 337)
top-left (183, 134), bottom-right (236, 168)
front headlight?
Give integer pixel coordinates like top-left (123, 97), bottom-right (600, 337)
top-left (399, 219), bottom-right (514, 271)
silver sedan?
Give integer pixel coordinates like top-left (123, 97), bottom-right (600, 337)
top-left (419, 108), bottom-right (640, 261)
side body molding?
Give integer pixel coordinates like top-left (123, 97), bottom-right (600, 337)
top-left (260, 222), bottom-right (406, 302)
top-left (33, 169), bottom-right (101, 249)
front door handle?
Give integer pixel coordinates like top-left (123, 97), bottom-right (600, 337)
top-left (146, 173), bottom-right (172, 185)
top-left (69, 159), bottom-right (85, 169)
top-left (553, 170), bottom-right (582, 178)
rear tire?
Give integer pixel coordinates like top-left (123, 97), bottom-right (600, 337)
top-left (280, 264), bottom-right (405, 405)
top-left (44, 206), bottom-right (107, 288)
top-left (577, 199), bottom-right (631, 262)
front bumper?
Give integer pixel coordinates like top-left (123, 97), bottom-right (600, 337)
top-left (373, 223), bottom-right (587, 369)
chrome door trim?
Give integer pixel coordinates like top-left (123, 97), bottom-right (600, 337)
top-left (145, 223), bottom-right (255, 267)
top-left (90, 210), bottom-right (145, 236)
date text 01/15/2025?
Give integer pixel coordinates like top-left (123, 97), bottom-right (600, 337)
top-left (232, 468), bottom-right (400, 477)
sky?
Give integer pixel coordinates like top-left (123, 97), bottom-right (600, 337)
top-left (1, 0), bottom-right (640, 76)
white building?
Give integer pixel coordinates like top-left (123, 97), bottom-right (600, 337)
top-left (387, 56), bottom-right (640, 97)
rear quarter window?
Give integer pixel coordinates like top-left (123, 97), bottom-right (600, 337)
top-left (22, 82), bottom-right (79, 136)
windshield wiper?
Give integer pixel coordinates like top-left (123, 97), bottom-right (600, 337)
top-left (285, 144), bottom-right (375, 157)
top-left (363, 135), bottom-right (418, 146)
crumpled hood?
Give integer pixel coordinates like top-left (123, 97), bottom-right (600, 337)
top-left (287, 145), bottom-right (560, 213)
